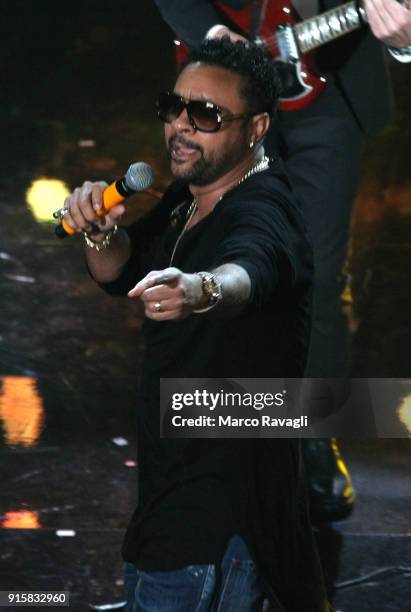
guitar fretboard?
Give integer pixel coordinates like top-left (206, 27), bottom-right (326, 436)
top-left (295, 1), bottom-right (367, 53)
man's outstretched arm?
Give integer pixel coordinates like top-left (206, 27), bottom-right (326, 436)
top-left (127, 263), bottom-right (252, 320)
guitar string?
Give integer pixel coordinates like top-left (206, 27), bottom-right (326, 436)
top-left (249, 1), bottom-right (361, 52)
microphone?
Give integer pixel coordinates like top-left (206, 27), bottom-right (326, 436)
top-left (54, 162), bottom-right (155, 238)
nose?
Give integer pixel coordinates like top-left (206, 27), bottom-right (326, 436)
top-left (171, 107), bottom-right (195, 133)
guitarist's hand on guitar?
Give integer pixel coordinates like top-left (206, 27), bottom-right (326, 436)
top-left (364, 0), bottom-right (411, 48)
top-left (206, 24), bottom-right (248, 45)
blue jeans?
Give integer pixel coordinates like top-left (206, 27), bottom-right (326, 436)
top-left (124, 535), bottom-right (267, 611)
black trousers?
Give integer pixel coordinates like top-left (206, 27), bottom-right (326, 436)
top-left (267, 84), bottom-right (364, 377)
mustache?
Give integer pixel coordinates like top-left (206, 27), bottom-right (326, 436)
top-left (168, 135), bottom-right (203, 154)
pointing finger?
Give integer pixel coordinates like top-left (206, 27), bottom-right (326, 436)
top-left (128, 273), bottom-right (163, 298)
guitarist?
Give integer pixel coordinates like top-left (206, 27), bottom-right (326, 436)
top-left (153, 0), bottom-right (411, 522)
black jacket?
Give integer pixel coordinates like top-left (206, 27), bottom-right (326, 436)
top-left (154, 0), bottom-right (393, 134)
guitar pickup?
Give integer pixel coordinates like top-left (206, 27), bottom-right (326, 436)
top-left (276, 24), bottom-right (300, 63)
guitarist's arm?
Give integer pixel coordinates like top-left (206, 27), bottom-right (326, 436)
top-left (153, 0), bottom-right (222, 46)
top-left (364, 0), bottom-right (411, 62)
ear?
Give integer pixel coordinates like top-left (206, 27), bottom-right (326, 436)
top-left (249, 113), bottom-right (270, 146)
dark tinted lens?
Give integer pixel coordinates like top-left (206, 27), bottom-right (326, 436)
top-left (187, 100), bottom-right (221, 132)
top-left (157, 93), bottom-right (185, 123)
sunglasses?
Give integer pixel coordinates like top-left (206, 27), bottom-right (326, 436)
top-left (156, 91), bottom-right (254, 133)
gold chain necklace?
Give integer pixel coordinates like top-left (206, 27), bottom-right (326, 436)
top-left (169, 156), bottom-right (270, 265)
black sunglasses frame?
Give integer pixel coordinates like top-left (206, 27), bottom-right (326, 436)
top-left (156, 91), bottom-right (254, 133)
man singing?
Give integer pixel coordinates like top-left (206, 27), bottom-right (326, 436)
top-left (63, 39), bottom-right (331, 612)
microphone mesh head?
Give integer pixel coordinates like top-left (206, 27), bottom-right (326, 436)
top-left (125, 162), bottom-right (155, 192)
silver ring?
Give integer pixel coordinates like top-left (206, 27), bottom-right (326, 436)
top-left (154, 302), bottom-right (162, 313)
top-left (52, 206), bottom-right (69, 219)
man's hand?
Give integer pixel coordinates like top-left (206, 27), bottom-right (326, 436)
top-left (63, 181), bottom-right (125, 241)
top-left (128, 268), bottom-right (206, 320)
top-left (206, 24), bottom-right (248, 44)
top-left (364, 0), bottom-right (411, 48)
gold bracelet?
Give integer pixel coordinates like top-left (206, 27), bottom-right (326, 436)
top-left (82, 225), bottom-right (118, 251)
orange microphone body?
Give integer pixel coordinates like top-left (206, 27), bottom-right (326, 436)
top-left (55, 162), bottom-right (154, 238)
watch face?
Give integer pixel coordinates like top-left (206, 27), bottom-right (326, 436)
top-left (199, 272), bottom-right (222, 305)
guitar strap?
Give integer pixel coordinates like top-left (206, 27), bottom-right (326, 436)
top-left (248, 0), bottom-right (262, 41)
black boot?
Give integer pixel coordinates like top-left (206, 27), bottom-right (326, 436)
top-left (302, 438), bottom-right (355, 522)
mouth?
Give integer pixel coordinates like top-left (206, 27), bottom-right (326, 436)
top-left (169, 141), bottom-right (201, 163)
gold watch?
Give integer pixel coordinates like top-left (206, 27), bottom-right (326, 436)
top-left (194, 271), bottom-right (223, 313)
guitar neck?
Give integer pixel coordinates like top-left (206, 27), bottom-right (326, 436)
top-left (294, 1), bottom-right (367, 53)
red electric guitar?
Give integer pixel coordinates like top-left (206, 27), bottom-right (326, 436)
top-left (175, 0), bottom-right (370, 111)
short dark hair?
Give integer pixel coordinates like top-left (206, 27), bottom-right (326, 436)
top-left (185, 37), bottom-right (281, 120)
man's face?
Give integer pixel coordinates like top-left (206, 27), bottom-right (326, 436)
top-left (165, 63), bottom-right (251, 186)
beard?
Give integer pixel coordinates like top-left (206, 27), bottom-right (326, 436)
top-left (167, 133), bottom-right (249, 186)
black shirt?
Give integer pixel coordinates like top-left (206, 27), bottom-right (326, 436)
top-left (99, 160), bottom-right (330, 611)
